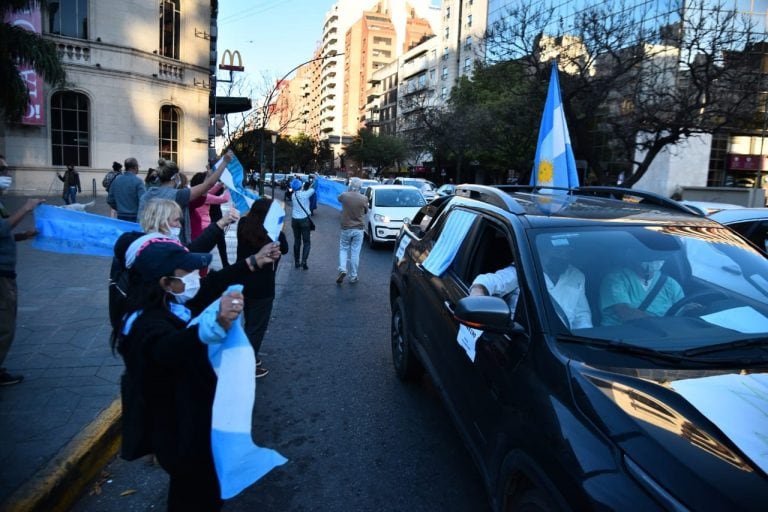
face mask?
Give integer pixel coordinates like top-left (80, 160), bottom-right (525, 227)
top-left (168, 226), bottom-right (181, 240)
top-left (171, 270), bottom-right (201, 304)
top-left (0, 176), bottom-right (11, 189)
top-left (639, 260), bottom-right (664, 278)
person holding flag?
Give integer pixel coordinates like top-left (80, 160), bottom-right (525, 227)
top-left (530, 61), bottom-right (579, 191)
top-left (236, 198), bottom-right (288, 378)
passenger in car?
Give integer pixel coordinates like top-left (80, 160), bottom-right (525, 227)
top-left (599, 251), bottom-right (684, 325)
top-left (469, 250), bottom-right (592, 329)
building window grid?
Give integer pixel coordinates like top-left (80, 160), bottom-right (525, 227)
top-left (51, 91), bottom-right (90, 166)
top-left (47, 0), bottom-right (88, 39)
top-left (160, 0), bottom-right (181, 60)
top-left (159, 105), bottom-right (181, 163)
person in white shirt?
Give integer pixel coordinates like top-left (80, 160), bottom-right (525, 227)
top-left (290, 177), bottom-right (317, 270)
top-left (469, 250), bottom-right (592, 329)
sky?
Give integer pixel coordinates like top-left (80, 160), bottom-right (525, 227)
top-left (216, 0), bottom-right (338, 93)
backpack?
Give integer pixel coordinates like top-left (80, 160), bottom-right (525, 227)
top-left (103, 170), bottom-right (120, 191)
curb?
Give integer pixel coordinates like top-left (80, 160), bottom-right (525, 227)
top-left (1, 398), bottom-right (122, 512)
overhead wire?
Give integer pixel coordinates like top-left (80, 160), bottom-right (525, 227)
top-left (218, 0), bottom-right (289, 25)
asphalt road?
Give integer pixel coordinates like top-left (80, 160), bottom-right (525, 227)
top-left (71, 203), bottom-right (489, 511)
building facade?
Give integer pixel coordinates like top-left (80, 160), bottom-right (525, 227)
top-left (2, 0), bottom-right (216, 196)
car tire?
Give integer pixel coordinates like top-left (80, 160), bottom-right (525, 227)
top-left (391, 296), bottom-right (423, 381)
top-left (367, 224), bottom-right (378, 249)
top-left (504, 486), bottom-right (556, 512)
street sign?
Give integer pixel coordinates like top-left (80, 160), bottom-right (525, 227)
top-left (327, 135), bottom-right (340, 144)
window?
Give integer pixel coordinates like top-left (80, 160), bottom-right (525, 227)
top-left (441, 86), bottom-right (447, 99)
top-left (442, 67), bottom-right (448, 80)
top-left (465, 35), bottom-right (473, 48)
top-left (48, 0), bottom-right (88, 39)
top-left (51, 91), bottom-right (90, 166)
top-left (159, 105), bottom-right (181, 162)
top-left (429, 68), bottom-right (435, 81)
top-left (444, 26), bottom-right (449, 39)
top-left (418, 73), bottom-right (427, 88)
top-left (464, 57), bottom-right (472, 73)
top-left (446, 6), bottom-right (450, 18)
top-left (467, 14), bottom-right (473, 27)
top-left (443, 47), bottom-right (449, 61)
top-left (160, 0), bottom-right (181, 59)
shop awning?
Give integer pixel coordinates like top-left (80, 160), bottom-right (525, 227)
top-left (211, 96), bottom-right (252, 115)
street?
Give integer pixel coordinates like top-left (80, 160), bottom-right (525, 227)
top-left (71, 202), bottom-right (489, 511)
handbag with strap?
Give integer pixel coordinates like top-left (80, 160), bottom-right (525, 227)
top-left (295, 193), bottom-right (316, 231)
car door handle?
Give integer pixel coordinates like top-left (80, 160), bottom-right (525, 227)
top-left (444, 300), bottom-right (455, 315)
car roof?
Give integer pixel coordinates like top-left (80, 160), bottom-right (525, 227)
top-left (443, 184), bottom-right (719, 227)
top-left (709, 207), bottom-right (768, 223)
top-left (679, 200), bottom-right (742, 216)
top-left (371, 184), bottom-right (422, 191)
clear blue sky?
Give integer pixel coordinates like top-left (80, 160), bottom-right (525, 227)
top-left (217, 0), bottom-right (337, 87)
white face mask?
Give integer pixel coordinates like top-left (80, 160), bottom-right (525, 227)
top-left (171, 270), bottom-right (201, 304)
top-left (639, 260), bottom-right (664, 278)
top-left (0, 176), bottom-right (11, 189)
top-left (168, 226), bottom-right (181, 240)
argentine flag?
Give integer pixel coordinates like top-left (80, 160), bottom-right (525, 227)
top-left (190, 285), bottom-right (288, 499)
top-left (217, 154), bottom-right (260, 214)
top-left (530, 61), bottom-right (579, 191)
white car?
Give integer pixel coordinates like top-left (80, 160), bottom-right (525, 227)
top-left (396, 178), bottom-right (437, 202)
top-left (364, 185), bottom-right (426, 247)
top-left (709, 207), bottom-right (768, 253)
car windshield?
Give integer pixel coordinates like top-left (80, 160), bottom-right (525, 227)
top-left (531, 225), bottom-right (768, 352)
top-left (375, 189), bottom-right (426, 207)
top-left (402, 179), bottom-right (434, 192)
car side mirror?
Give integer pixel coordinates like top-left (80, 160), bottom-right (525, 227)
top-left (454, 296), bottom-right (519, 333)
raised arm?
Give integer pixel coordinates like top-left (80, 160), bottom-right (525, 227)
top-left (189, 151), bottom-right (233, 202)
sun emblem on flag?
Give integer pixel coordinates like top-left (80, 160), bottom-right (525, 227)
top-left (538, 160), bottom-right (554, 183)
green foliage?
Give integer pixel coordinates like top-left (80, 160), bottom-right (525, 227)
top-left (343, 129), bottom-right (407, 169)
top-left (1, 1), bottom-right (66, 122)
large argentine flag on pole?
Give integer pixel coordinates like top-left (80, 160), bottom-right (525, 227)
top-left (530, 61), bottom-right (579, 190)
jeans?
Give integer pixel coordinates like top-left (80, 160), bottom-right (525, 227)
top-left (339, 228), bottom-right (364, 279)
top-left (291, 217), bottom-right (312, 264)
top-left (64, 186), bottom-right (77, 204)
top-left (243, 296), bottom-right (274, 357)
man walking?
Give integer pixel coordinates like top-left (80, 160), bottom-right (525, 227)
top-left (107, 157), bottom-right (145, 222)
top-left (0, 156), bottom-right (44, 385)
top-left (336, 177), bottom-right (368, 284)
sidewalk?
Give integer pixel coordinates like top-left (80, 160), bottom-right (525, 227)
top-left (0, 192), bottom-right (242, 511)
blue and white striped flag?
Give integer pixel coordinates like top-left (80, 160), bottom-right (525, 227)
top-left (190, 285), bottom-right (287, 499)
top-left (218, 155), bottom-right (260, 214)
top-left (530, 61), bottom-right (579, 191)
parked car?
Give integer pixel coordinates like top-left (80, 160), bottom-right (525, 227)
top-left (396, 177), bottom-right (437, 201)
top-left (364, 185), bottom-right (426, 247)
top-left (436, 183), bottom-right (456, 197)
top-left (679, 200), bottom-right (741, 216)
top-left (709, 207), bottom-right (768, 253)
top-left (390, 184), bottom-right (768, 511)
top-left (358, 178), bottom-right (379, 196)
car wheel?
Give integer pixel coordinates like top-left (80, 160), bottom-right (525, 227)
top-left (502, 485), bottom-right (556, 512)
top-left (368, 224), bottom-right (378, 249)
top-left (391, 296), bottom-right (423, 381)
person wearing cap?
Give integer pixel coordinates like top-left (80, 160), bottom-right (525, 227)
top-left (290, 175), bottom-right (318, 270)
top-left (112, 236), bottom-right (280, 511)
top-left (107, 157), bottom-right (145, 222)
top-left (138, 151), bottom-right (234, 245)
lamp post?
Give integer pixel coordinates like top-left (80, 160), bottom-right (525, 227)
top-left (271, 132), bottom-right (278, 196)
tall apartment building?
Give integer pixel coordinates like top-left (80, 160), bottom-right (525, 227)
top-left (438, 0), bottom-right (488, 90)
top-left (1, 1), bottom-right (217, 194)
top-left (486, 0), bottom-right (768, 196)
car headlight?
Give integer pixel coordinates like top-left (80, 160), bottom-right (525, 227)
top-left (374, 214), bottom-right (390, 223)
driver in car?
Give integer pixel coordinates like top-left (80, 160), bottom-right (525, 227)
top-left (599, 249), bottom-right (684, 325)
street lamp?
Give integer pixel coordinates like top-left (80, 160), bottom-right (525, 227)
top-left (271, 132), bottom-right (278, 197)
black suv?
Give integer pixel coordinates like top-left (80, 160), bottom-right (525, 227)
top-left (390, 185), bottom-right (768, 511)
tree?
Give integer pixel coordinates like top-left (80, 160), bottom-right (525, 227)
top-left (1, 1), bottom-right (66, 122)
top-left (484, 0), bottom-right (763, 187)
top-left (343, 129), bottom-right (407, 173)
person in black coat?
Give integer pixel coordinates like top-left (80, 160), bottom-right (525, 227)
top-left (113, 236), bottom-right (280, 511)
top-left (236, 198), bottom-right (288, 378)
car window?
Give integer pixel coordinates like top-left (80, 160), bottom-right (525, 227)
top-left (728, 220), bottom-right (768, 253)
top-left (374, 189), bottom-right (426, 207)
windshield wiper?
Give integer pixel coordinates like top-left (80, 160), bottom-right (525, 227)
top-left (681, 337), bottom-right (768, 357)
top-left (559, 335), bottom-right (768, 366)
top-left (558, 336), bottom-right (691, 363)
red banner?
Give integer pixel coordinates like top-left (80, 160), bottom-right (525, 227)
top-left (5, 7), bottom-right (45, 126)
top-left (727, 154), bottom-right (768, 172)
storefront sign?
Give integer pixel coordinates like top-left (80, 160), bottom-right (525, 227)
top-left (727, 154), bottom-right (767, 172)
top-left (5, 7), bottom-right (45, 126)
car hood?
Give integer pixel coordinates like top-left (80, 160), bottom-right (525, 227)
top-left (370, 205), bottom-right (422, 221)
top-left (570, 363), bottom-right (768, 508)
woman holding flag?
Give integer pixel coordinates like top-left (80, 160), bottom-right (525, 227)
top-left (237, 198), bottom-right (288, 378)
